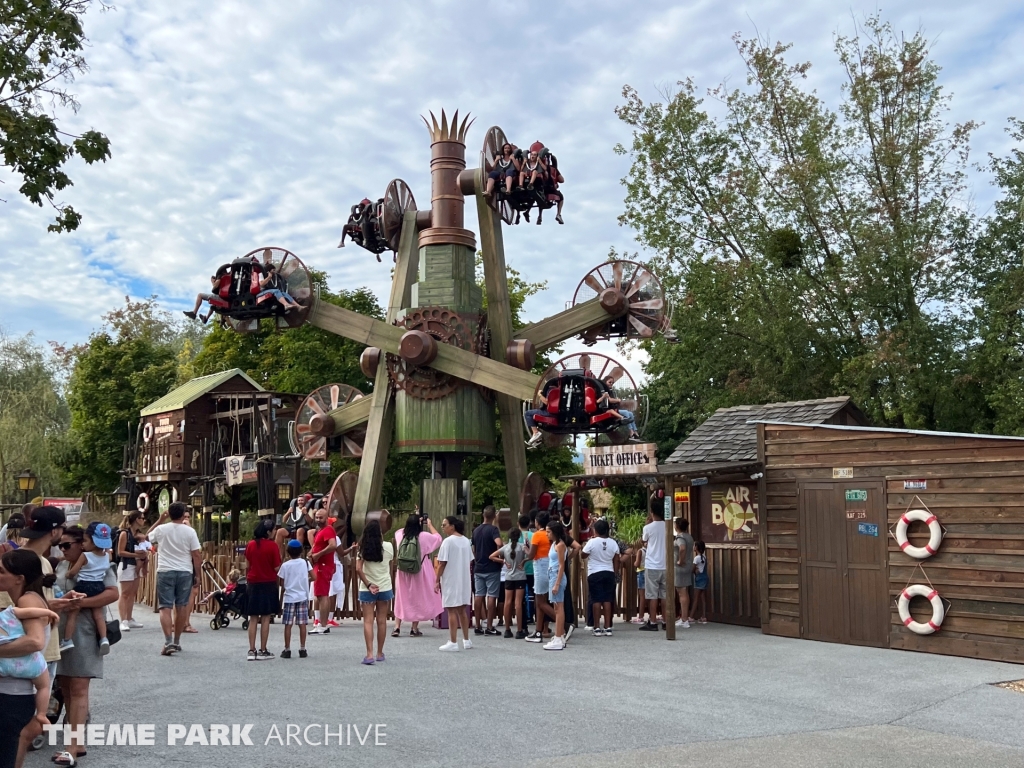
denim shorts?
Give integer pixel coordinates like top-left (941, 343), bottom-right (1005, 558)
top-left (548, 576), bottom-right (568, 603)
top-left (474, 571), bottom-right (501, 598)
top-left (157, 570), bottom-right (193, 608)
top-left (358, 589), bottom-right (394, 603)
top-left (533, 563), bottom-right (550, 594)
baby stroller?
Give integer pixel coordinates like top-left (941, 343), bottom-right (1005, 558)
top-left (202, 560), bottom-right (249, 630)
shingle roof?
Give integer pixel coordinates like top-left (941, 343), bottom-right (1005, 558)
top-left (140, 369), bottom-right (262, 417)
top-left (664, 397), bottom-right (860, 465)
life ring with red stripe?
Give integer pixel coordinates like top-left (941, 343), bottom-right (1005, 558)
top-left (136, 492), bottom-right (149, 513)
top-left (895, 508), bottom-right (942, 559)
top-left (143, 423), bottom-right (154, 443)
top-left (898, 584), bottom-right (944, 635)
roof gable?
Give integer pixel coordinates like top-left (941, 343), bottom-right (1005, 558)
top-left (664, 396), bottom-right (865, 465)
top-left (140, 369), bottom-right (263, 417)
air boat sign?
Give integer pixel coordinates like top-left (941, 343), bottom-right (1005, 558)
top-left (583, 443), bottom-right (658, 476)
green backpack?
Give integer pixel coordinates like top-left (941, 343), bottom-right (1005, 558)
top-left (397, 533), bottom-right (422, 574)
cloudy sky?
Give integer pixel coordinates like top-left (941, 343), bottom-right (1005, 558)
top-left (2, 0), bottom-right (1023, 382)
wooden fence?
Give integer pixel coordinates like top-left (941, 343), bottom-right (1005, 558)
top-left (137, 540), bottom-right (653, 623)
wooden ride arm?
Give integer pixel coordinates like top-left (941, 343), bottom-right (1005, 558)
top-left (514, 297), bottom-right (624, 351)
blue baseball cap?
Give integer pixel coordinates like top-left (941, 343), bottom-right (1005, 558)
top-left (86, 521), bottom-right (113, 549)
top-left (287, 539), bottom-right (303, 550)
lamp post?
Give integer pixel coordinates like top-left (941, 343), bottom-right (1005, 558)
top-left (189, 486), bottom-right (204, 513)
top-left (275, 473), bottom-right (293, 521)
top-left (16, 469), bottom-right (37, 505)
top-left (114, 477), bottom-right (132, 513)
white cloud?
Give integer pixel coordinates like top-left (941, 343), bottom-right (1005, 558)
top-left (1, 0), bottom-right (1022, 352)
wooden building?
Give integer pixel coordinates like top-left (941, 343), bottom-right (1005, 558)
top-left (757, 421), bottom-right (1024, 665)
top-left (661, 397), bottom-right (868, 627)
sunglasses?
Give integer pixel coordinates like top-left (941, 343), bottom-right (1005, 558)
top-left (58, 542), bottom-right (78, 550)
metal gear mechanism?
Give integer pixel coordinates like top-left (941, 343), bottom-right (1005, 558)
top-left (387, 307), bottom-right (474, 400)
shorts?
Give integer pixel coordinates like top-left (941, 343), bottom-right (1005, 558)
top-left (313, 565), bottom-right (334, 598)
top-left (675, 567), bottom-right (693, 588)
top-left (157, 571), bottom-right (193, 609)
top-left (358, 589), bottom-right (394, 603)
top-left (588, 571), bottom-right (616, 603)
top-left (282, 601), bottom-right (308, 625)
top-left (504, 579), bottom-right (527, 592)
top-left (533, 562), bottom-right (550, 595)
top-left (548, 576), bottom-right (568, 603)
top-left (474, 571), bottom-right (501, 598)
top-left (74, 579), bottom-right (106, 598)
top-left (285, 525), bottom-right (307, 537)
top-left (644, 568), bottom-right (667, 600)
top-left (117, 564), bottom-right (137, 583)
top-left (488, 166), bottom-right (517, 180)
top-left (636, 571), bottom-right (645, 590)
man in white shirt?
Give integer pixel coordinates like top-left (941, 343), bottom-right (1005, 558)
top-left (640, 510), bottom-right (666, 631)
top-left (148, 502), bottom-right (202, 656)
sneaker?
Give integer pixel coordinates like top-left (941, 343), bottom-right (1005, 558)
top-left (474, 626), bottom-right (484, 636)
top-left (327, 619), bottom-right (340, 628)
top-left (504, 629), bottom-right (513, 638)
top-left (246, 650), bottom-right (257, 661)
top-left (280, 649), bottom-right (292, 659)
top-left (584, 625), bottom-right (594, 632)
top-left (699, 618), bottom-right (708, 624)
top-left (527, 432), bottom-right (543, 446)
top-left (638, 622), bottom-right (659, 632)
top-left (630, 617), bottom-right (646, 625)
top-left (543, 637), bottom-right (565, 651)
top-left (120, 621), bottom-right (131, 632)
top-left (127, 619), bottom-right (144, 629)
top-left (438, 641), bottom-right (460, 652)
top-left (525, 631), bottom-right (544, 643)
top-left (564, 625), bottom-right (575, 644)
top-left (98, 638), bottom-right (110, 656)
top-left (593, 627), bottom-right (604, 636)
top-left (604, 628), bottom-right (613, 636)
top-left (298, 648), bottom-right (308, 658)
top-left (515, 630), bottom-right (528, 639)
top-left (308, 626), bottom-right (321, 635)
top-left (555, 213), bottom-right (564, 225)
top-left (676, 620), bottom-right (691, 629)
top-left (183, 310), bottom-right (197, 320)
top-left (319, 627), bottom-right (330, 635)
top-left (59, 639), bottom-right (75, 652)
top-left (462, 639), bottom-right (473, 650)
top-left (484, 628), bottom-right (500, 636)
top-left (257, 650), bottom-right (273, 661)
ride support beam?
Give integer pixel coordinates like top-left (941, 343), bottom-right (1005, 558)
top-left (476, 188), bottom-right (528, 516)
top-left (351, 212), bottom-right (419, 517)
top-left (310, 302), bottom-right (540, 402)
top-left (514, 297), bottom-right (625, 351)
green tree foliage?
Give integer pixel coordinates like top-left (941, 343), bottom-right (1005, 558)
top-left (0, 0), bottom-right (111, 231)
top-left (616, 17), bottom-right (985, 448)
top-left (0, 330), bottom-right (68, 501)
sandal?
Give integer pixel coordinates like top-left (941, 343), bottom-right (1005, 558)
top-left (183, 626), bottom-right (198, 634)
top-left (410, 629), bottom-right (423, 637)
top-left (52, 752), bottom-right (77, 766)
top-left (391, 628), bottom-right (401, 638)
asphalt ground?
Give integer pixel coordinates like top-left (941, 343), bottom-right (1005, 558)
top-left (23, 609), bottom-right (1024, 768)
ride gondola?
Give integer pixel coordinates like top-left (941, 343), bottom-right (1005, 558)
top-left (338, 180), bottom-right (417, 261)
top-left (481, 127), bottom-right (564, 226)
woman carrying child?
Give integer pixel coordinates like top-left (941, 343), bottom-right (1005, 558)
top-left (355, 519), bottom-right (393, 665)
top-left (0, 548), bottom-right (60, 768)
top-left (61, 522), bottom-right (113, 655)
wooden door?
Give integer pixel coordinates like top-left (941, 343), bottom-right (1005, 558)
top-left (799, 481), bottom-right (887, 647)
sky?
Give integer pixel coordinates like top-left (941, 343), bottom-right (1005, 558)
top-left (2, 0), bottom-right (1023, 385)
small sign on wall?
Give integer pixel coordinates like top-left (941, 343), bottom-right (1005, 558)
top-left (582, 443), bottom-right (657, 475)
top-left (845, 489), bottom-right (868, 502)
top-left (857, 523), bottom-right (879, 536)
top-left (833, 467), bottom-right (854, 479)
top-left (903, 480), bottom-right (927, 490)
top-left (674, 490), bottom-right (690, 503)
top-left (846, 510), bottom-right (867, 520)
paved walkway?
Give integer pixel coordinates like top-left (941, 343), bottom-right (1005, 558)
top-left (25, 613), bottom-right (1024, 768)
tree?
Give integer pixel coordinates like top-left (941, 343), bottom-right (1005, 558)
top-left (0, 0), bottom-right (111, 231)
top-left (616, 16), bottom-right (983, 447)
top-left (0, 330), bottom-right (68, 501)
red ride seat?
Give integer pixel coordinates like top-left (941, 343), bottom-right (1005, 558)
top-left (590, 411), bottom-right (619, 426)
top-left (584, 385), bottom-right (598, 414)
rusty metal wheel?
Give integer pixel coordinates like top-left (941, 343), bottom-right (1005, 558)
top-left (387, 307), bottom-right (474, 400)
top-left (226, 246), bottom-right (313, 334)
top-left (573, 260), bottom-right (672, 341)
top-left (381, 179), bottom-right (417, 252)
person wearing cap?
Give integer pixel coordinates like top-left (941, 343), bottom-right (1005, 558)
top-left (61, 521), bottom-right (113, 655)
top-left (0, 512), bottom-right (26, 552)
top-left (277, 540), bottom-right (312, 659)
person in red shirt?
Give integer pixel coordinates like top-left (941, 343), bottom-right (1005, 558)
top-left (309, 508), bottom-right (338, 634)
top-left (244, 522), bottom-right (282, 661)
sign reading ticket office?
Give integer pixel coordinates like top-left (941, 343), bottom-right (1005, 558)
top-left (582, 443), bottom-right (658, 476)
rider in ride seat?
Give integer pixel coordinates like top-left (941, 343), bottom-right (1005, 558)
top-left (540, 148), bottom-right (565, 225)
top-left (519, 142), bottom-right (547, 192)
top-left (597, 376), bottom-right (640, 440)
top-left (257, 263), bottom-right (301, 313)
top-left (485, 143), bottom-right (520, 198)
top-left (183, 271), bottom-right (232, 324)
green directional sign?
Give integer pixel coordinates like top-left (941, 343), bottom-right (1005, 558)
top-left (845, 489), bottom-right (868, 502)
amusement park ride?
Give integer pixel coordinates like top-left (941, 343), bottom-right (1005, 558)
top-left (192, 111), bottom-right (674, 536)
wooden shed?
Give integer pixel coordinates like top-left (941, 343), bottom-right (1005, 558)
top-left (662, 397), bottom-right (868, 627)
top-left (757, 421), bottom-right (1024, 665)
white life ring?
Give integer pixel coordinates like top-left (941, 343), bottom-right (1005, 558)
top-left (143, 423), bottom-right (154, 443)
top-left (137, 492), bottom-right (150, 513)
top-left (895, 509), bottom-right (942, 559)
top-left (898, 584), bottom-right (944, 635)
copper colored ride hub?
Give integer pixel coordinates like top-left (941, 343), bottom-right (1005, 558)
top-left (599, 287), bottom-right (628, 316)
top-left (399, 330), bottom-right (438, 366)
top-left (360, 347), bottom-right (381, 378)
top-left (309, 413), bottom-right (335, 437)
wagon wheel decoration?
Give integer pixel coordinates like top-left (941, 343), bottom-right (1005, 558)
top-left (225, 246), bottom-right (314, 334)
top-left (572, 260), bottom-right (671, 342)
top-left (386, 307), bottom-right (473, 400)
top-left (481, 125), bottom-right (514, 225)
top-left (381, 179), bottom-right (417, 252)
top-left (292, 383), bottom-right (366, 459)
top-left (518, 472), bottom-right (548, 523)
top-left (533, 351), bottom-right (645, 444)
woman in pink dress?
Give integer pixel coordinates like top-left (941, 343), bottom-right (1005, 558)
top-left (392, 512), bottom-right (442, 637)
